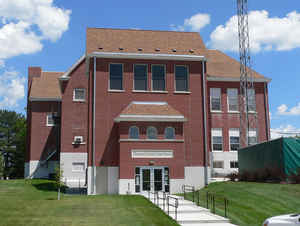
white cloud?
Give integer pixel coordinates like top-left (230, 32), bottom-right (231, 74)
top-left (209, 10), bottom-right (300, 53)
top-left (277, 103), bottom-right (300, 115)
top-left (0, 70), bottom-right (25, 108)
top-left (170, 13), bottom-right (210, 32)
top-left (271, 124), bottom-right (300, 139)
top-left (0, 0), bottom-right (71, 60)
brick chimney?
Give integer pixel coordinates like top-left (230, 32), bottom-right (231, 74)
top-left (28, 67), bottom-right (42, 86)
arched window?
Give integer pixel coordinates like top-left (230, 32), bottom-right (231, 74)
top-left (147, 126), bottom-right (157, 139)
top-left (129, 126), bottom-right (139, 139)
top-left (164, 127), bottom-right (175, 139)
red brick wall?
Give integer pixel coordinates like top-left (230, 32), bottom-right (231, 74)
top-left (88, 58), bottom-right (206, 179)
top-left (207, 81), bottom-right (270, 152)
top-left (60, 61), bottom-right (89, 154)
top-left (29, 101), bottom-right (60, 161)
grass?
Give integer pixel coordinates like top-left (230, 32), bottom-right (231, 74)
top-left (180, 181), bottom-right (300, 226)
top-left (0, 179), bottom-right (178, 226)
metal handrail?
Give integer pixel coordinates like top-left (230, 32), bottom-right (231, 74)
top-left (156, 191), bottom-right (167, 211)
top-left (167, 195), bottom-right (179, 220)
top-left (182, 185), bottom-right (195, 202)
top-left (148, 190), bottom-right (157, 203)
top-left (206, 192), bottom-right (228, 217)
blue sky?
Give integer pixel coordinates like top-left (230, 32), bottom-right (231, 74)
top-left (0, 0), bottom-right (299, 137)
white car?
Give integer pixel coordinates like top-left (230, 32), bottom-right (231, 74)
top-left (263, 214), bottom-right (300, 226)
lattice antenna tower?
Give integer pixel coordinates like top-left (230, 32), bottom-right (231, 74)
top-left (237, 0), bottom-right (258, 147)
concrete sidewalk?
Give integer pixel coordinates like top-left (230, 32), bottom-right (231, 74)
top-left (142, 193), bottom-right (237, 226)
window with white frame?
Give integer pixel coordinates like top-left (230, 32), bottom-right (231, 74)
top-left (210, 88), bottom-right (221, 111)
top-left (227, 88), bottom-right (238, 112)
top-left (73, 88), bottom-right (86, 101)
top-left (248, 129), bottom-right (257, 146)
top-left (109, 63), bottom-right (123, 90)
top-left (247, 88), bottom-right (256, 112)
top-left (129, 126), bottom-right (139, 139)
top-left (134, 64), bottom-right (147, 91)
top-left (147, 126), bottom-right (157, 139)
top-left (72, 162), bottom-right (85, 172)
top-left (213, 161), bottom-right (224, 169)
top-left (175, 65), bottom-right (188, 91)
top-left (230, 161), bottom-right (239, 168)
top-left (229, 129), bottom-right (240, 151)
top-left (164, 127), bottom-right (175, 139)
top-left (73, 136), bottom-right (83, 144)
top-left (46, 114), bottom-right (55, 126)
top-left (211, 129), bottom-right (223, 151)
top-left (152, 65), bottom-right (165, 91)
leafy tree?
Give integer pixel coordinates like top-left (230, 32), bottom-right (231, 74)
top-left (54, 163), bottom-right (64, 200)
top-left (0, 110), bottom-right (26, 178)
top-left (0, 153), bottom-right (4, 179)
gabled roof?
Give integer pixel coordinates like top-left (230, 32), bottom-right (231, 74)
top-left (29, 72), bottom-right (63, 101)
top-left (115, 101), bottom-right (186, 122)
top-left (206, 50), bottom-right (271, 82)
top-left (86, 28), bottom-right (206, 56)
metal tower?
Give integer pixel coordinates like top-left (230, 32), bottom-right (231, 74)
top-left (237, 0), bottom-right (258, 147)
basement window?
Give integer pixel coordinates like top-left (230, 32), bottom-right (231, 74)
top-left (72, 162), bottom-right (85, 172)
top-left (230, 161), bottom-right (239, 169)
top-left (213, 161), bottom-right (224, 169)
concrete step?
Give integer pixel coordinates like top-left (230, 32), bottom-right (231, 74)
top-left (160, 204), bottom-right (210, 213)
top-left (180, 223), bottom-right (236, 226)
top-left (168, 211), bottom-right (230, 224)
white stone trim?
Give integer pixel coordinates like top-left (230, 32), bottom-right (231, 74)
top-left (207, 75), bottom-right (271, 83)
top-left (131, 149), bottom-right (173, 158)
top-left (25, 160), bottom-right (58, 178)
top-left (184, 166), bottom-right (206, 190)
top-left (210, 152), bottom-right (238, 176)
top-left (119, 179), bottom-right (135, 194)
top-left (170, 179), bottom-right (185, 194)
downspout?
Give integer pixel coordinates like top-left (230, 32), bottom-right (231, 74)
top-left (264, 82), bottom-right (270, 141)
top-left (202, 61), bottom-right (209, 186)
top-left (93, 56), bottom-right (97, 194)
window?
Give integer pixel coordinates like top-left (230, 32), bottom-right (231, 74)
top-left (134, 64), bottom-right (147, 91)
top-left (164, 127), bottom-right (175, 139)
top-left (46, 114), bottom-right (55, 126)
top-left (230, 161), bottom-right (239, 169)
top-left (210, 88), bottom-right (221, 111)
top-left (135, 167), bottom-right (140, 193)
top-left (211, 129), bottom-right (223, 151)
top-left (248, 129), bottom-right (257, 146)
top-left (175, 65), bottom-right (188, 91)
top-left (147, 126), bottom-right (157, 139)
top-left (247, 88), bottom-right (256, 112)
top-left (109, 64), bottom-right (123, 90)
top-left (73, 88), bottom-right (86, 101)
top-left (227, 88), bottom-right (238, 112)
top-left (213, 161), bottom-right (224, 169)
top-left (73, 136), bottom-right (83, 144)
top-left (72, 162), bottom-right (85, 172)
top-left (129, 126), bottom-right (139, 139)
top-left (164, 167), bottom-right (169, 192)
top-left (229, 129), bottom-right (240, 151)
top-left (152, 65), bottom-right (165, 91)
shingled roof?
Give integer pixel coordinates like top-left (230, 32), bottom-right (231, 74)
top-left (115, 102), bottom-right (186, 122)
top-left (86, 28), bottom-right (206, 56)
top-left (205, 50), bottom-right (269, 81)
top-left (29, 72), bottom-right (63, 101)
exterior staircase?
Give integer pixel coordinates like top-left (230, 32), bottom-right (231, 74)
top-left (142, 193), bottom-right (237, 226)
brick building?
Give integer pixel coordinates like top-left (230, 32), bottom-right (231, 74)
top-left (25, 28), bottom-right (270, 194)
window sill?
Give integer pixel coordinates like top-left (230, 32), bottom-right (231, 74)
top-left (228, 111), bottom-right (239, 114)
top-left (212, 150), bottom-right (223, 152)
top-left (119, 139), bottom-right (184, 143)
top-left (150, 90), bottom-right (168, 94)
top-left (174, 91), bottom-right (191, 94)
top-left (132, 90), bottom-right (150, 93)
top-left (72, 142), bottom-right (86, 145)
top-left (73, 100), bottom-right (86, 103)
top-left (248, 111), bottom-right (257, 114)
top-left (108, 89), bottom-right (125, 93)
top-left (46, 124), bottom-right (55, 127)
top-left (210, 111), bottom-right (223, 113)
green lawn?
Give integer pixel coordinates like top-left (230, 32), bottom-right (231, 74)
top-left (0, 179), bottom-right (178, 226)
top-left (181, 181), bottom-right (300, 226)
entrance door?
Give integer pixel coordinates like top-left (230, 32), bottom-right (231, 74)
top-left (139, 167), bottom-right (165, 192)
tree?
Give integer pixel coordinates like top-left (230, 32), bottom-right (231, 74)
top-left (0, 110), bottom-right (26, 178)
top-left (54, 163), bottom-right (64, 200)
top-left (0, 153), bottom-right (4, 179)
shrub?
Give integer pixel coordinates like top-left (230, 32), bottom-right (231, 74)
top-left (226, 172), bottom-right (238, 182)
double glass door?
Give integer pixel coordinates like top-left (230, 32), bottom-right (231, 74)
top-left (135, 167), bottom-right (169, 192)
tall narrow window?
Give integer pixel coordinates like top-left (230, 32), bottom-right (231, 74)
top-left (46, 114), bottom-right (55, 126)
top-left (164, 127), bottom-right (175, 139)
top-left (211, 129), bottom-right (223, 151)
top-left (175, 65), bottom-right (188, 91)
top-left (247, 88), bottom-right (256, 112)
top-left (210, 88), bottom-right (221, 111)
top-left (135, 167), bottom-right (140, 193)
top-left (248, 129), bottom-right (257, 145)
top-left (109, 64), bottom-right (123, 90)
top-left (147, 126), bottom-right (157, 139)
top-left (227, 88), bottom-right (238, 112)
top-left (129, 126), bottom-right (139, 139)
top-left (229, 129), bottom-right (240, 151)
top-left (152, 65), bottom-right (165, 91)
top-left (134, 64), bottom-right (147, 91)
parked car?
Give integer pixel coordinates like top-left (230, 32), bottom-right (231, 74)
top-left (263, 214), bottom-right (300, 225)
